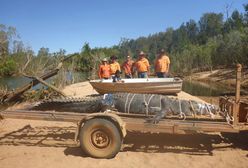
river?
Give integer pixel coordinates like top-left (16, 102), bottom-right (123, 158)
top-left (0, 72), bottom-right (90, 90)
top-left (182, 80), bottom-right (236, 96)
top-left (0, 74), bottom-right (235, 97)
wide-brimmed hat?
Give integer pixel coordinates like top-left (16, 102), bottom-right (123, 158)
top-left (102, 58), bottom-right (108, 62)
top-left (139, 51), bottom-right (145, 56)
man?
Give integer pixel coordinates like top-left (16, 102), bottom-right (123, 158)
top-left (154, 49), bottom-right (170, 78)
top-left (98, 58), bottom-right (110, 79)
top-left (112, 70), bottom-right (122, 83)
top-left (133, 51), bottom-right (150, 78)
top-left (121, 55), bottom-right (134, 78)
top-left (109, 55), bottom-right (121, 76)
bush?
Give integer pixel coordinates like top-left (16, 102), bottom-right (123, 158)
top-left (0, 58), bottom-right (17, 76)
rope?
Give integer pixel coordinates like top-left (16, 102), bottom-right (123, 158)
top-left (103, 94), bottom-right (107, 100)
top-left (206, 104), bottom-right (215, 119)
top-left (146, 94), bottom-right (155, 116)
top-left (127, 94), bottom-right (136, 114)
top-left (221, 103), bottom-right (234, 125)
top-left (159, 95), bottom-right (162, 109)
top-left (226, 112), bottom-right (234, 125)
top-left (178, 99), bottom-right (186, 120)
top-left (199, 104), bottom-right (203, 115)
top-left (189, 100), bottom-right (196, 118)
top-left (124, 93), bottom-right (130, 113)
top-left (143, 95), bottom-right (148, 116)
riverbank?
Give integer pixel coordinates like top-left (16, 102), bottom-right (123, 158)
top-left (185, 67), bottom-right (248, 90)
top-left (183, 68), bottom-right (248, 104)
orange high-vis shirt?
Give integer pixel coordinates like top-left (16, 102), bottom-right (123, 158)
top-left (122, 60), bottom-right (134, 75)
top-left (134, 58), bottom-right (150, 72)
top-left (110, 62), bottom-right (121, 75)
top-left (98, 64), bottom-right (110, 79)
top-left (155, 55), bottom-right (170, 73)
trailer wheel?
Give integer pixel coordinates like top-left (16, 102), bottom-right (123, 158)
top-left (79, 118), bottom-right (122, 158)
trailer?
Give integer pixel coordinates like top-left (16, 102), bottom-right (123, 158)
top-left (0, 64), bottom-right (248, 158)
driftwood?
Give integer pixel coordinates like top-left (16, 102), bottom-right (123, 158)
top-left (2, 54), bottom-right (76, 103)
top-left (34, 76), bottom-right (66, 97)
top-left (3, 65), bottom-right (62, 102)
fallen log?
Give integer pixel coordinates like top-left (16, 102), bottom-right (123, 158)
top-left (3, 66), bottom-right (62, 102)
top-left (2, 54), bottom-right (77, 103)
top-left (34, 76), bottom-right (66, 97)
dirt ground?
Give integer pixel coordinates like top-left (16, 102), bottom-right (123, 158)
top-left (0, 82), bottom-right (248, 168)
top-left (0, 118), bottom-right (247, 168)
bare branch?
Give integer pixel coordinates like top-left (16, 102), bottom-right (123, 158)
top-left (34, 76), bottom-right (67, 97)
top-left (21, 52), bottom-right (32, 73)
top-left (224, 2), bottom-right (233, 19)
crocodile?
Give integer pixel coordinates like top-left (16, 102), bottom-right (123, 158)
top-left (32, 93), bottom-right (218, 123)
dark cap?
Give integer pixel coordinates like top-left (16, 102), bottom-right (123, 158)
top-left (110, 55), bottom-right (117, 60)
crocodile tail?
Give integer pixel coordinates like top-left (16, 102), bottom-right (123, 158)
top-left (32, 95), bottom-right (103, 113)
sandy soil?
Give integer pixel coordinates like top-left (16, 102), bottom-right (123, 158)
top-left (62, 82), bottom-right (98, 97)
top-left (0, 118), bottom-right (247, 168)
top-left (1, 81), bottom-right (248, 168)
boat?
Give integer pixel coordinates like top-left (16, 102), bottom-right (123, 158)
top-left (89, 78), bottom-right (183, 95)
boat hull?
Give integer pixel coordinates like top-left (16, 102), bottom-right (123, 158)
top-left (89, 78), bottom-right (182, 95)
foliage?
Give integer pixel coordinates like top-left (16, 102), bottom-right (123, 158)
top-left (0, 57), bottom-right (16, 76)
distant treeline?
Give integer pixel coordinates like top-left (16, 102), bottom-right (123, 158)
top-left (0, 4), bottom-right (248, 77)
top-left (116, 4), bottom-right (248, 74)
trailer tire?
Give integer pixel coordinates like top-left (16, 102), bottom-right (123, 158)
top-left (79, 118), bottom-right (122, 158)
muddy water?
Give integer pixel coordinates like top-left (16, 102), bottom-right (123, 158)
top-left (182, 80), bottom-right (235, 96)
top-left (0, 72), bottom-right (89, 90)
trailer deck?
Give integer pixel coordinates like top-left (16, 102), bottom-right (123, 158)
top-left (1, 109), bottom-right (242, 134)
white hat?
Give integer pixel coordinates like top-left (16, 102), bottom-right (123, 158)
top-left (102, 58), bottom-right (107, 62)
top-left (139, 51), bottom-right (145, 55)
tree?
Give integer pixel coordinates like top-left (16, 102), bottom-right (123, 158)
top-left (199, 13), bottom-right (224, 43)
top-left (217, 31), bottom-right (243, 66)
top-left (185, 19), bottom-right (199, 44)
top-left (224, 10), bottom-right (244, 33)
top-left (244, 4), bottom-right (248, 25)
top-left (13, 40), bottom-right (25, 53)
top-left (11, 46), bottom-right (34, 74)
top-left (79, 43), bottom-right (92, 71)
top-left (0, 24), bottom-right (18, 61)
top-left (37, 47), bottom-right (49, 57)
top-left (242, 27), bottom-right (248, 66)
top-left (171, 24), bottom-right (189, 51)
top-left (0, 24), bottom-right (19, 76)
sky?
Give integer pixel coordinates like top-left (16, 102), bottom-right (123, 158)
top-left (1, 0), bottom-right (247, 54)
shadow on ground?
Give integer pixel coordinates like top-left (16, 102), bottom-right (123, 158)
top-left (0, 124), bottom-right (247, 157)
top-left (0, 124), bottom-right (76, 147)
top-left (122, 131), bottom-right (248, 156)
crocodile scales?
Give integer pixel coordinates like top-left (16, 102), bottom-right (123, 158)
top-left (32, 93), bottom-right (218, 122)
